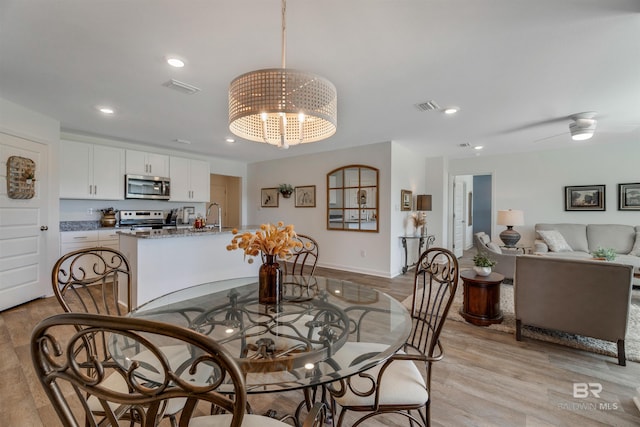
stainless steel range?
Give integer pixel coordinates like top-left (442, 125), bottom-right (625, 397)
top-left (119, 210), bottom-right (177, 230)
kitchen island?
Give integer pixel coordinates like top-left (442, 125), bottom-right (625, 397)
top-left (119, 226), bottom-right (260, 307)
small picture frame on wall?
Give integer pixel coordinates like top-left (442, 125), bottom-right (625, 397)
top-left (261, 188), bottom-right (279, 208)
top-left (564, 185), bottom-right (605, 211)
top-left (401, 189), bottom-right (412, 211)
top-left (295, 185), bottom-right (316, 207)
top-left (618, 183), bottom-right (640, 211)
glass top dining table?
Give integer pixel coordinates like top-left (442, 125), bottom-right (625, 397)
top-left (115, 275), bottom-right (412, 394)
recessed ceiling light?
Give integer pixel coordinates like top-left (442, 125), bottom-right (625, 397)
top-left (474, 145), bottom-right (483, 150)
top-left (443, 107), bottom-right (459, 115)
top-left (167, 57), bottom-right (185, 68)
top-left (225, 137), bottom-right (235, 143)
top-left (97, 106), bottom-right (115, 114)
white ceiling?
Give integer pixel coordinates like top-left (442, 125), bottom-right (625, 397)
top-left (1, 0), bottom-right (639, 163)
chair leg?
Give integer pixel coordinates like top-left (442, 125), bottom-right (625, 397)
top-left (515, 319), bottom-right (522, 341)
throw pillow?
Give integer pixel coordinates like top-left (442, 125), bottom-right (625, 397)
top-left (486, 242), bottom-right (502, 254)
top-left (630, 232), bottom-right (640, 257)
top-left (538, 229), bottom-right (573, 252)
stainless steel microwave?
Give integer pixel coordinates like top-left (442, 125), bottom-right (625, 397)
top-left (125, 174), bottom-right (170, 200)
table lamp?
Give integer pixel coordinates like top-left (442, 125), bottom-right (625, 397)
top-left (416, 195), bottom-right (432, 236)
top-left (497, 209), bottom-right (524, 247)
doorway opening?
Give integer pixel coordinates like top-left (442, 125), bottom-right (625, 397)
top-left (208, 174), bottom-right (242, 228)
top-left (451, 173), bottom-right (493, 258)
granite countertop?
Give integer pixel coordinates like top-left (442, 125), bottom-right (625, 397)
top-left (60, 221), bottom-right (116, 231)
top-left (118, 225), bottom-right (260, 239)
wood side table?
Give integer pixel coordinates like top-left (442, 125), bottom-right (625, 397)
top-left (460, 270), bottom-right (504, 326)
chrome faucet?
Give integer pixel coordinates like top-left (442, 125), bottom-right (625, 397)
top-left (206, 202), bottom-right (222, 231)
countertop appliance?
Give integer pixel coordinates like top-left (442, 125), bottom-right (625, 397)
top-left (119, 210), bottom-right (177, 230)
top-left (125, 174), bottom-right (170, 200)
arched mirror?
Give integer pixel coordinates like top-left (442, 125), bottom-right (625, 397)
top-left (327, 165), bottom-right (379, 232)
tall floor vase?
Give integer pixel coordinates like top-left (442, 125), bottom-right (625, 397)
top-left (259, 255), bottom-right (282, 304)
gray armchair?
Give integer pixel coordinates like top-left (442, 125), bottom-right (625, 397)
top-left (474, 232), bottom-right (516, 282)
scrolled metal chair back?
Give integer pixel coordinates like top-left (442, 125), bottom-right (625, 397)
top-left (283, 233), bottom-right (319, 277)
top-left (31, 312), bottom-right (247, 427)
top-left (408, 247), bottom-right (459, 386)
top-left (52, 247), bottom-right (132, 316)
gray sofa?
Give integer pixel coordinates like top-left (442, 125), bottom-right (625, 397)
top-left (474, 232), bottom-right (516, 281)
top-left (515, 255), bottom-right (634, 365)
top-left (534, 223), bottom-right (640, 286)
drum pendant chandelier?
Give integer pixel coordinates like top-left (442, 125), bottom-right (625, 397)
top-left (228, 0), bottom-right (337, 149)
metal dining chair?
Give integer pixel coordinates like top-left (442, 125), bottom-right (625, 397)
top-left (31, 312), bottom-right (326, 427)
top-left (51, 247), bottom-right (201, 426)
top-left (283, 234), bottom-right (319, 277)
top-left (52, 246), bottom-right (133, 315)
top-left (327, 247), bottom-right (459, 427)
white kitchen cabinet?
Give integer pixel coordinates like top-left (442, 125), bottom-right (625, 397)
top-left (126, 149), bottom-right (169, 177)
top-left (60, 230), bottom-right (120, 255)
top-left (169, 156), bottom-right (210, 202)
top-left (60, 140), bottom-right (124, 200)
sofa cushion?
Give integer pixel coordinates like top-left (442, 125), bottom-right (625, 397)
top-left (535, 224), bottom-right (589, 252)
top-left (538, 230), bottom-right (572, 252)
top-left (487, 242), bottom-right (502, 254)
top-left (629, 232), bottom-right (640, 257)
top-left (587, 224), bottom-right (636, 254)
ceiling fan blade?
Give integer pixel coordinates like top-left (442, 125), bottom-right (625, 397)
top-left (533, 132), bottom-right (568, 143)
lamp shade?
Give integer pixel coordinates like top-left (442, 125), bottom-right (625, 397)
top-left (497, 209), bottom-right (524, 226)
top-left (416, 195), bottom-right (432, 211)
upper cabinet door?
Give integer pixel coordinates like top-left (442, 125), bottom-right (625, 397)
top-left (60, 141), bottom-right (124, 200)
top-left (169, 156), bottom-right (209, 202)
top-left (189, 159), bottom-right (210, 202)
top-left (126, 150), bottom-right (169, 177)
top-left (60, 140), bottom-right (92, 199)
top-left (92, 145), bottom-right (124, 200)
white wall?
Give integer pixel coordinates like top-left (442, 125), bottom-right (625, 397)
top-left (248, 142), bottom-right (399, 277)
top-left (391, 142), bottom-right (431, 274)
top-left (448, 139), bottom-right (640, 246)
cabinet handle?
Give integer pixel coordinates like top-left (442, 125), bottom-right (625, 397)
top-left (40, 226), bottom-right (48, 231)
top-left (89, 185), bottom-right (92, 195)
top-left (94, 185), bottom-right (97, 195)
top-left (73, 236), bottom-right (88, 239)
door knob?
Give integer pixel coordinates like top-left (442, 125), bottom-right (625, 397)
top-left (40, 226), bottom-right (48, 231)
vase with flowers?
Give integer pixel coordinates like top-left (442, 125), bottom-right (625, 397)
top-left (227, 222), bottom-right (302, 304)
top-left (410, 212), bottom-right (426, 236)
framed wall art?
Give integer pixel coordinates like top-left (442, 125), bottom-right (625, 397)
top-left (261, 187), bottom-right (279, 208)
top-left (618, 183), bottom-right (640, 211)
top-left (564, 185), bottom-right (605, 211)
top-left (401, 189), bottom-right (412, 211)
top-left (295, 185), bottom-right (316, 207)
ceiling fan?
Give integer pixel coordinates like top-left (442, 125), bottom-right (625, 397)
top-left (532, 112), bottom-right (598, 143)
top-left (530, 112), bottom-right (638, 144)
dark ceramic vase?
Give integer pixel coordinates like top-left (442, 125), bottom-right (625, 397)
top-left (259, 255), bottom-right (282, 304)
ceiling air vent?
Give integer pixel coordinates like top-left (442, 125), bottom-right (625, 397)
top-left (459, 143), bottom-right (471, 148)
top-left (163, 79), bottom-right (201, 95)
top-left (415, 100), bottom-right (440, 112)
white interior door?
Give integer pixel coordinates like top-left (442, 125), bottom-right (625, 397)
top-left (0, 132), bottom-right (49, 311)
top-left (452, 178), bottom-right (464, 257)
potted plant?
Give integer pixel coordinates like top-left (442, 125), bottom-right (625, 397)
top-left (279, 184), bottom-right (294, 198)
top-left (591, 247), bottom-right (617, 261)
top-left (473, 253), bottom-right (497, 276)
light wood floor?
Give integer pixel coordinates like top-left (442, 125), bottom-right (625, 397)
top-left (3, 252), bottom-right (640, 426)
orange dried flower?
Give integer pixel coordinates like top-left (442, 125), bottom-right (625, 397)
top-left (227, 222), bottom-right (302, 263)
